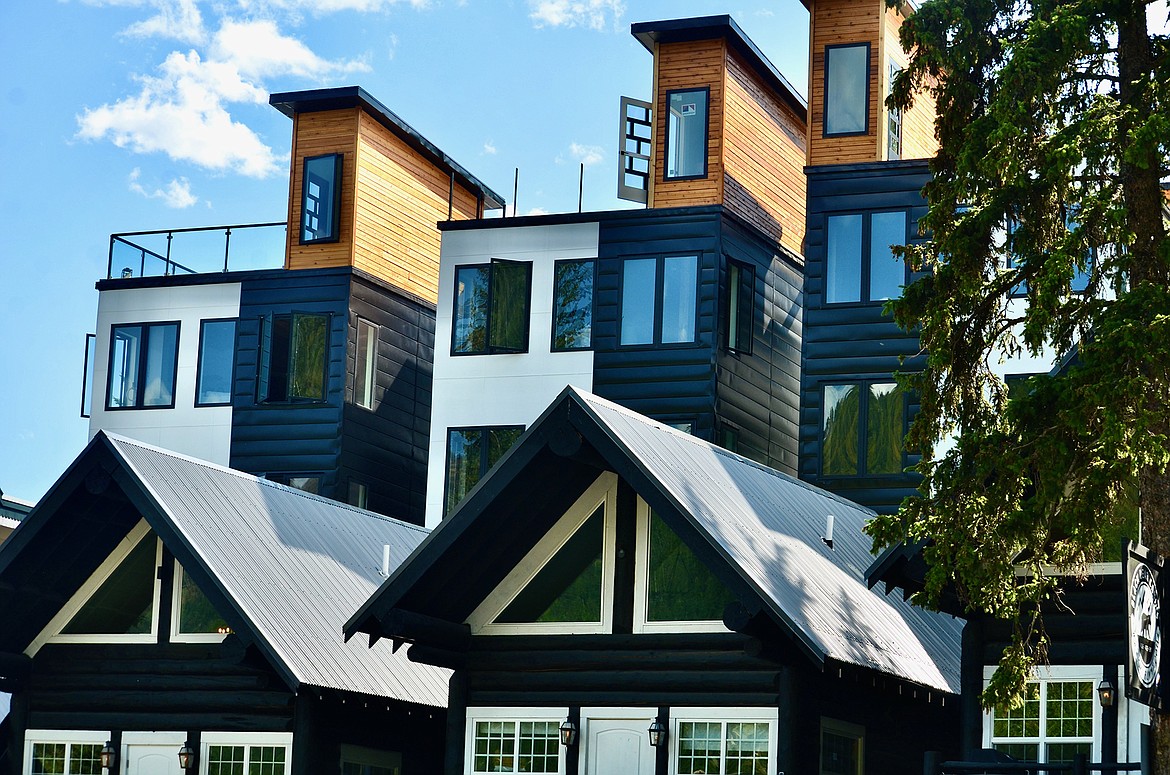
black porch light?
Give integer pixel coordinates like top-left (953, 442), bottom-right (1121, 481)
top-left (99, 742), bottom-right (116, 770)
top-left (1098, 679), bottom-right (1116, 708)
top-left (648, 719), bottom-right (667, 747)
top-left (559, 718), bottom-right (578, 747)
top-left (177, 742), bottom-right (196, 771)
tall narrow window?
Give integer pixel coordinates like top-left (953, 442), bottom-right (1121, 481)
top-left (620, 255), bottom-right (698, 346)
top-left (301, 154), bottom-right (343, 244)
top-left (445, 426), bottom-right (524, 514)
top-left (618, 96), bottom-right (653, 203)
top-left (821, 718), bottom-right (865, 775)
top-left (196, 319), bottom-right (236, 407)
top-left (355, 318), bottom-right (378, 409)
top-left (824, 43), bottom-right (870, 136)
top-left (821, 381), bottom-right (906, 477)
top-left (173, 563), bottom-right (230, 638)
top-left (552, 259), bottom-right (594, 350)
top-left (726, 261), bottom-right (754, 353)
top-left (869, 211), bottom-right (908, 301)
top-left (825, 215), bottom-right (863, 304)
top-left (620, 258), bottom-right (657, 345)
top-left (106, 322), bottom-right (179, 409)
top-left (661, 255), bottom-right (698, 343)
top-left (887, 61), bottom-right (903, 160)
top-left (257, 313), bottom-right (329, 403)
top-left (452, 260), bottom-right (532, 354)
top-left (665, 88), bottom-right (709, 179)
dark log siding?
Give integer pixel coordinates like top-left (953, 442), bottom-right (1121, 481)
top-left (230, 268), bottom-right (350, 500)
top-left (340, 273), bottom-right (435, 524)
top-left (800, 161), bottom-right (931, 513)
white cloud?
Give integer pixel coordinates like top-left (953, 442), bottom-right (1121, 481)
top-left (483, 140), bottom-right (497, 155)
top-left (209, 19), bottom-right (369, 81)
top-left (235, 0), bottom-right (430, 13)
top-left (123, 0), bottom-right (206, 44)
top-left (565, 141), bottom-right (604, 166)
top-left (128, 168), bottom-right (199, 208)
top-left (528, 0), bottom-right (625, 31)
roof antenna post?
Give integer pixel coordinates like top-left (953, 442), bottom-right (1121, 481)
top-left (381, 544), bottom-right (391, 577)
top-left (822, 514), bottom-right (835, 550)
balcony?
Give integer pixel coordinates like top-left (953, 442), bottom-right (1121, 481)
top-left (106, 222), bottom-right (287, 280)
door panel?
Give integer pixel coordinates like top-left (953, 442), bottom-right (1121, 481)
top-left (585, 719), bottom-right (655, 775)
top-left (125, 745), bottom-right (184, 775)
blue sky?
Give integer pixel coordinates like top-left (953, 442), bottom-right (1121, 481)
top-left (0, 0), bottom-right (812, 504)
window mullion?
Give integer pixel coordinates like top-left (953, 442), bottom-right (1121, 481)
top-left (654, 256), bottom-right (665, 344)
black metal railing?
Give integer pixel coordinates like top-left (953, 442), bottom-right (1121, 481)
top-left (106, 221), bottom-right (287, 279)
top-left (927, 752), bottom-right (1143, 775)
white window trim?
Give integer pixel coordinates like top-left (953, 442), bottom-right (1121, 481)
top-left (201, 732), bottom-right (293, 775)
top-left (633, 498), bottom-right (730, 634)
top-left (982, 664), bottom-right (1104, 762)
top-left (468, 473), bottom-right (617, 635)
top-left (820, 716), bottom-right (865, 775)
top-left (170, 561), bottom-right (229, 644)
top-left (667, 707), bottom-right (778, 775)
top-left (24, 729), bottom-right (108, 775)
top-left (465, 707), bottom-right (568, 775)
top-left (31, 520), bottom-right (161, 654)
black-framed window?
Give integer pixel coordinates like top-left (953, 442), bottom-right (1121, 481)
top-left (354, 317), bottom-right (378, 410)
top-left (268, 473), bottom-right (321, 494)
top-left (825, 210), bottom-right (909, 304)
top-left (552, 259), bottom-right (594, 351)
top-left (887, 60), bottom-right (902, 160)
top-left (195, 319), bottom-right (236, 407)
top-left (452, 260), bottom-right (533, 355)
top-left (445, 425), bottom-right (524, 515)
top-left (726, 260), bottom-right (754, 353)
top-left (824, 43), bottom-right (870, 137)
top-left (301, 154), bottom-right (343, 244)
top-left (257, 312), bottom-right (329, 403)
top-left (821, 381), bottom-right (906, 477)
top-left (106, 321), bottom-right (180, 410)
top-left (664, 87), bottom-right (709, 180)
top-left (620, 255), bottom-right (699, 346)
top-left (348, 480), bottom-right (369, 509)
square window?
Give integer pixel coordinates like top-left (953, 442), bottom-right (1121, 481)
top-left (665, 88), bottom-right (709, 179)
top-left (257, 313), bottom-right (329, 403)
top-left (106, 322), bottom-right (180, 409)
top-left (445, 426), bottom-right (524, 515)
top-left (825, 212), bottom-right (908, 305)
top-left (452, 260), bottom-right (532, 355)
top-left (552, 259), bottom-right (594, 351)
top-left (821, 381), bottom-right (906, 477)
top-left (824, 43), bottom-right (870, 136)
top-left (301, 154), bottom-right (343, 244)
top-left (355, 318), bottom-right (378, 410)
top-left (196, 319), bottom-right (236, 407)
top-left (620, 255), bottom-right (698, 346)
top-left (674, 718), bottom-right (774, 775)
top-left (990, 680), bottom-right (1095, 764)
top-left (820, 719), bottom-right (864, 775)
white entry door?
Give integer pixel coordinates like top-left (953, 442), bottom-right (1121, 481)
top-left (584, 715), bottom-right (657, 775)
top-left (123, 733), bottom-right (186, 775)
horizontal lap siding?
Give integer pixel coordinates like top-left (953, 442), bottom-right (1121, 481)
top-left (594, 212), bottom-right (721, 438)
top-left (883, 6), bottom-right (938, 160)
top-left (652, 39), bottom-right (725, 209)
top-left (230, 270), bottom-right (350, 498)
top-left (800, 163), bottom-right (931, 513)
top-left (809, 0), bottom-right (880, 165)
top-left (26, 643), bottom-right (293, 732)
top-left (716, 217), bottom-right (804, 474)
top-left (353, 112), bottom-right (480, 304)
top-left (286, 110), bottom-right (359, 270)
top-left (722, 49), bottom-right (808, 257)
top-left (339, 275), bottom-right (435, 524)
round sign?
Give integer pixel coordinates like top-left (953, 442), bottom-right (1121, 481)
top-left (1130, 562), bottom-right (1162, 690)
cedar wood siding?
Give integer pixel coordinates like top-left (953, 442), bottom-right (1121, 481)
top-left (714, 216), bottom-right (803, 475)
top-left (339, 273), bottom-right (435, 525)
top-left (722, 47), bottom-right (808, 258)
top-left (229, 268), bottom-right (349, 499)
top-left (881, 4), bottom-right (938, 160)
top-left (286, 109), bottom-right (360, 271)
top-left (352, 110), bottom-right (481, 305)
top-left (799, 162), bottom-right (930, 514)
top-left (808, 0), bottom-right (881, 166)
top-left (650, 38), bottom-right (725, 209)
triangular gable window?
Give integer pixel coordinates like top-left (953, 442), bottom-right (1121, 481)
top-left (61, 531), bottom-right (158, 636)
top-left (468, 473), bottom-right (617, 635)
top-left (173, 563), bottom-right (231, 640)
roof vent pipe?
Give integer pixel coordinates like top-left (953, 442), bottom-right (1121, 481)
top-left (381, 544), bottom-right (391, 578)
top-left (822, 514), bottom-right (835, 550)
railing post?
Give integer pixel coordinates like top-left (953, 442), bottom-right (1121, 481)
top-left (107, 235), bottom-right (115, 279)
top-left (165, 232), bottom-right (173, 275)
top-left (223, 228), bottom-right (232, 272)
top-left (923, 750), bottom-right (940, 775)
top-left (139, 249), bottom-right (146, 278)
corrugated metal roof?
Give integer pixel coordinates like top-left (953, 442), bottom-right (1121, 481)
top-left (572, 389), bottom-right (962, 694)
top-left (105, 433), bottom-right (449, 707)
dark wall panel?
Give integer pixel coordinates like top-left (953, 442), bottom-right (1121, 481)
top-left (231, 268), bottom-right (349, 498)
top-left (800, 162), bottom-right (932, 513)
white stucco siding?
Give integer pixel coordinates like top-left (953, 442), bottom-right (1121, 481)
top-left (425, 222), bottom-right (599, 527)
top-left (89, 282), bottom-right (241, 465)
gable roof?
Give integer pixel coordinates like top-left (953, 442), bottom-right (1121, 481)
top-left (349, 387), bottom-right (962, 694)
top-left (0, 432), bottom-right (449, 707)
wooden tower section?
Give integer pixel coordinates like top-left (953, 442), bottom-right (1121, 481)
top-left (270, 88), bottom-right (505, 304)
top-left (805, 0), bottom-right (937, 167)
top-left (632, 17), bottom-right (809, 258)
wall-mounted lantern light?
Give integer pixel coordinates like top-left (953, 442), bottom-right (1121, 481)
top-left (177, 742), bottom-right (196, 771)
top-left (1098, 679), bottom-right (1116, 708)
top-left (559, 719), bottom-right (578, 747)
top-left (100, 742), bottom-right (117, 770)
top-left (648, 719), bottom-right (667, 747)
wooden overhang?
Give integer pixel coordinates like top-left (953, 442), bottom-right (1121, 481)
top-left (270, 86), bottom-right (506, 211)
top-left (631, 15), bottom-right (808, 122)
